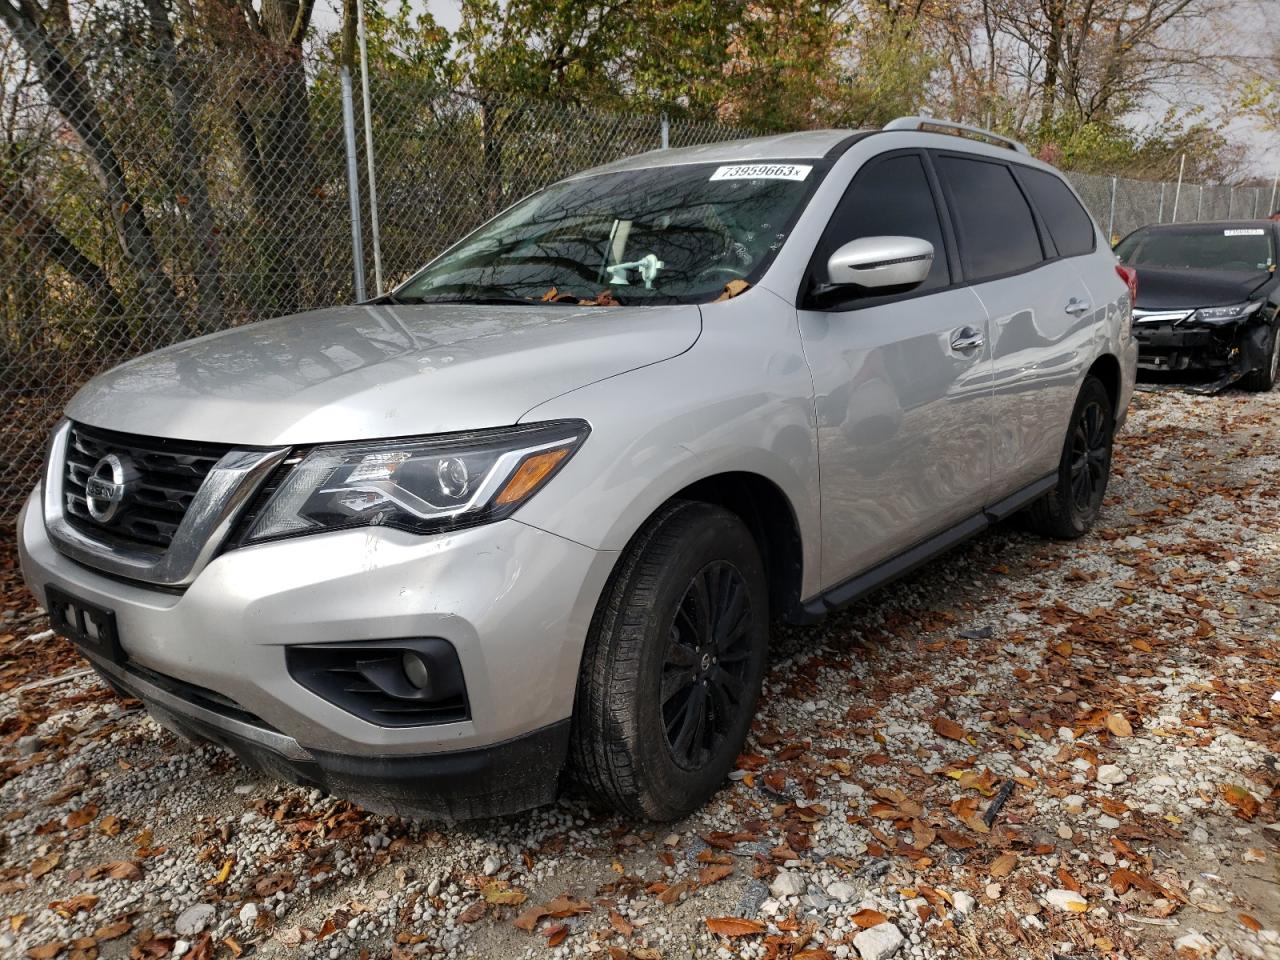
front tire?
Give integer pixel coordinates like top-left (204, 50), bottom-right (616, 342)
top-left (1026, 375), bottom-right (1114, 539)
top-left (569, 501), bottom-right (769, 820)
top-left (1241, 323), bottom-right (1279, 392)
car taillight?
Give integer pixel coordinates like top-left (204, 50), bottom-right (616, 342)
top-left (1115, 264), bottom-right (1138, 302)
top-left (1115, 264), bottom-right (1137, 334)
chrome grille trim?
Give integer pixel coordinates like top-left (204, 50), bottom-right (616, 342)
top-left (43, 420), bottom-right (290, 587)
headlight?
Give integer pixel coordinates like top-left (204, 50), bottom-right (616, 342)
top-left (1193, 301), bottom-right (1262, 324)
top-left (243, 420), bottom-right (589, 544)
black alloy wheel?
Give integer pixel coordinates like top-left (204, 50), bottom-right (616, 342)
top-left (661, 561), bottom-right (754, 770)
top-left (1026, 374), bottom-right (1114, 539)
top-left (1068, 397), bottom-right (1110, 514)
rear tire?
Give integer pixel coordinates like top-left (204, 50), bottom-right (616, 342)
top-left (569, 500), bottom-right (769, 820)
top-left (1241, 323), bottom-right (1279, 392)
top-left (1025, 375), bottom-right (1114, 540)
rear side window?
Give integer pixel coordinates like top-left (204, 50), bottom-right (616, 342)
top-left (1019, 168), bottom-right (1096, 257)
top-left (936, 155), bottom-right (1043, 280)
top-left (812, 153), bottom-right (950, 298)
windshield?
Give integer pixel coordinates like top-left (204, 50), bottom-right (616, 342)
top-left (1116, 225), bottom-right (1276, 273)
top-left (391, 161), bottom-right (825, 306)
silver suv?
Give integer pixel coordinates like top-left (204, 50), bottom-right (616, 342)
top-left (19, 118), bottom-right (1137, 820)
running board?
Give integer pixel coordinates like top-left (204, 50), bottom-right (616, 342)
top-left (796, 472), bottom-right (1057, 622)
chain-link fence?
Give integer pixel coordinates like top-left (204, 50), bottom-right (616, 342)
top-left (1, 38), bottom-right (1274, 517)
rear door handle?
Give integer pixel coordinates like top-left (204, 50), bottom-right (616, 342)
top-left (950, 327), bottom-right (985, 352)
top-left (1065, 297), bottom-right (1092, 316)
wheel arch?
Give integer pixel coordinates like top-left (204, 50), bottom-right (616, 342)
top-left (1086, 352), bottom-right (1123, 420)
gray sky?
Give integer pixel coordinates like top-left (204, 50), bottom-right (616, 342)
top-left (320, 0), bottom-right (1277, 179)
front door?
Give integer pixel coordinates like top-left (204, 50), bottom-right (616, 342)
top-left (796, 151), bottom-right (993, 589)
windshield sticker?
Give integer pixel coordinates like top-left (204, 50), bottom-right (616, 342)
top-left (1224, 228), bottom-right (1265, 236)
top-left (710, 163), bottom-right (812, 182)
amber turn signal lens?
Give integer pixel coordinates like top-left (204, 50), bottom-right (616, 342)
top-left (494, 448), bottom-right (571, 506)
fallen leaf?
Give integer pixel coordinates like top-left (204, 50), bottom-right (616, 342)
top-left (1220, 784), bottom-right (1259, 821)
top-left (211, 858), bottom-right (234, 886)
top-left (698, 863), bottom-right (733, 885)
top-left (92, 921), bottom-right (131, 940)
top-left (65, 805), bottom-right (98, 829)
top-left (932, 717), bottom-right (967, 742)
top-left (482, 884), bottom-right (527, 906)
top-left (705, 917), bottom-right (765, 937)
top-left (26, 941), bottom-right (66, 959)
top-left (1105, 713), bottom-right (1133, 737)
top-left (608, 910), bottom-right (634, 937)
top-left (1240, 914), bottom-right (1262, 932)
top-left (850, 909), bottom-right (888, 929)
top-left (989, 853), bottom-right (1018, 878)
top-left (29, 854), bottom-right (60, 879)
top-left (456, 902), bottom-right (486, 924)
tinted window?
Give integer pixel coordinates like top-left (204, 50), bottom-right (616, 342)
top-left (813, 153), bottom-right (950, 298)
top-left (936, 156), bottom-right (1043, 279)
top-left (1020, 168), bottom-right (1096, 257)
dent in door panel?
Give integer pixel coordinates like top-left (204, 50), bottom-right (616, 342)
top-left (800, 287), bottom-right (992, 588)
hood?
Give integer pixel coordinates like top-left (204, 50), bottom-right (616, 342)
top-left (67, 303), bottom-right (701, 445)
top-left (1133, 266), bottom-right (1274, 311)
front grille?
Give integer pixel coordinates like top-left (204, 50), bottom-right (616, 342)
top-left (63, 423), bottom-right (230, 551)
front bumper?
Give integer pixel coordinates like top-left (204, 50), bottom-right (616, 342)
top-left (1133, 316), bottom-right (1273, 384)
top-left (19, 490), bottom-right (617, 816)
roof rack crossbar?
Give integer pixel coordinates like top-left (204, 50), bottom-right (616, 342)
top-left (884, 116), bottom-right (1030, 155)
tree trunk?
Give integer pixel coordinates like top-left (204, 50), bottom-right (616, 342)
top-left (144, 0), bottom-right (224, 335)
top-left (0, 175), bottom-right (131, 353)
top-left (0, 2), bottom-right (181, 335)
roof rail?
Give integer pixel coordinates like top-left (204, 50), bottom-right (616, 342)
top-left (884, 116), bottom-right (1030, 155)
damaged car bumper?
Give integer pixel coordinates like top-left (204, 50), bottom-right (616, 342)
top-left (1132, 307), bottom-right (1275, 391)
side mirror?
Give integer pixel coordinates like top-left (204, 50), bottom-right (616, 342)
top-left (826, 236), bottom-right (934, 290)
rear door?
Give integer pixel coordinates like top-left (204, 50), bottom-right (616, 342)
top-left (796, 150), bottom-right (993, 588)
top-left (933, 153), bottom-right (1096, 495)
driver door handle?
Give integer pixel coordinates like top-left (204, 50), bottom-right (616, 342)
top-left (950, 327), bottom-right (985, 352)
top-left (1065, 296), bottom-right (1092, 316)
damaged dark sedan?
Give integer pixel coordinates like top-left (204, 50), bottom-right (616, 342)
top-left (1115, 220), bottom-right (1280, 392)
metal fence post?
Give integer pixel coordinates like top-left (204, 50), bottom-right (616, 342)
top-left (1156, 182), bottom-right (1165, 223)
top-left (1253, 187), bottom-right (1260, 219)
top-left (661, 113), bottom-right (669, 149)
top-left (1196, 185), bottom-right (1203, 221)
top-left (1270, 172), bottom-right (1279, 216)
top-left (1170, 154), bottom-right (1184, 223)
top-left (357, 0), bottom-right (383, 295)
top-left (1107, 177), bottom-right (1116, 242)
top-left (341, 66), bottom-right (367, 302)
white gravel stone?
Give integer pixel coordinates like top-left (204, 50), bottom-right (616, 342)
top-left (1173, 932), bottom-right (1214, 955)
top-left (1096, 764), bottom-right (1127, 785)
top-left (175, 903), bottom-right (216, 936)
top-left (482, 854), bottom-right (501, 876)
top-left (853, 922), bottom-right (904, 960)
top-left (770, 870), bottom-right (805, 898)
top-left (238, 902), bottom-right (259, 926)
top-left (952, 892), bottom-right (976, 915)
top-left (827, 881), bottom-right (859, 903)
top-left (1044, 889), bottom-right (1087, 912)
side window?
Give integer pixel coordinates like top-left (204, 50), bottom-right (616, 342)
top-left (936, 155), bottom-right (1044, 280)
top-left (812, 153), bottom-right (950, 299)
top-left (1019, 167), bottom-right (1097, 257)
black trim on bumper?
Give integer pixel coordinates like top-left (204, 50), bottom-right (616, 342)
top-left (89, 659), bottom-right (568, 820)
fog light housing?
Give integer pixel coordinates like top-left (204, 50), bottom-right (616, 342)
top-left (402, 651), bottom-right (432, 691)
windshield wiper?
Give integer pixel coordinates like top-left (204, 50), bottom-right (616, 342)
top-left (379, 293), bottom-right (542, 306)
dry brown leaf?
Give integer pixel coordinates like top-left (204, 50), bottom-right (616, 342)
top-left (92, 921), bottom-right (131, 940)
top-left (481, 884), bottom-right (527, 906)
top-left (697, 863), bottom-right (734, 886)
top-left (65, 804), bottom-right (98, 829)
top-left (1220, 784), bottom-right (1259, 821)
top-left (932, 716), bottom-right (967, 742)
top-left (456, 902), bottom-right (486, 924)
top-left (25, 941), bottom-right (66, 959)
top-left (850, 909), bottom-right (888, 929)
top-left (705, 917), bottom-right (765, 937)
top-left (545, 924), bottom-right (568, 946)
top-left (29, 854), bottom-right (60, 879)
top-left (1105, 713), bottom-right (1133, 737)
top-left (712, 279), bottom-right (751, 303)
top-left (97, 815), bottom-right (122, 838)
top-left (1240, 914), bottom-right (1262, 932)
top-left (989, 853), bottom-right (1018, 878)
top-left (608, 910), bottom-right (634, 937)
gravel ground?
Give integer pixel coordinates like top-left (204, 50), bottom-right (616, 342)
top-left (1, 386), bottom-right (1278, 960)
